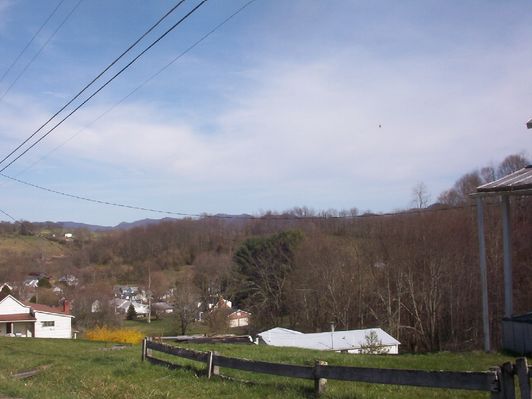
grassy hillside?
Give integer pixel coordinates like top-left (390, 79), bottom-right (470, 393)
top-left (0, 234), bottom-right (66, 256)
top-left (0, 337), bottom-right (523, 399)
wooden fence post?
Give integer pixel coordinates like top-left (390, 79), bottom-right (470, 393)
top-left (211, 351), bottom-right (220, 377)
top-left (146, 337), bottom-right (152, 358)
top-left (489, 367), bottom-right (503, 399)
top-left (314, 360), bottom-right (327, 397)
top-left (207, 351), bottom-right (214, 378)
top-left (500, 362), bottom-right (516, 399)
top-left (515, 358), bottom-right (531, 399)
top-left (141, 338), bottom-right (147, 362)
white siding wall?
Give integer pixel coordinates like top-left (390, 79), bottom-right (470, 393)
top-left (229, 316), bottom-right (249, 328)
top-left (34, 312), bottom-right (73, 339)
top-left (0, 296), bottom-right (30, 315)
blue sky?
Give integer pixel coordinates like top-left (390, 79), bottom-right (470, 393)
top-left (0, 0), bottom-right (530, 225)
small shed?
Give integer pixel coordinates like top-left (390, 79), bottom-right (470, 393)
top-left (502, 313), bottom-right (532, 355)
top-left (227, 309), bottom-right (251, 328)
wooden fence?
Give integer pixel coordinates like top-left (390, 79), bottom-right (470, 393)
top-left (141, 338), bottom-right (532, 398)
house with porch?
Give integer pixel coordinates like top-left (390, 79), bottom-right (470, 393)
top-left (0, 295), bottom-right (74, 338)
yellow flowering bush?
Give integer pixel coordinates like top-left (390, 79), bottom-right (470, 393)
top-left (84, 326), bottom-right (144, 344)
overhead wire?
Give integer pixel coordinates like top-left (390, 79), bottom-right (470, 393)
top-left (0, 208), bottom-right (18, 223)
top-left (0, 0), bottom-right (479, 223)
top-left (0, 207), bottom-right (52, 252)
top-left (0, 0), bottom-right (208, 174)
top-left (0, 0), bottom-right (65, 86)
top-left (0, 0), bottom-right (260, 219)
top-left (0, 170), bottom-right (482, 221)
top-left (8, 0), bottom-right (258, 179)
top-left (0, 172), bottom-right (200, 217)
top-left (0, 0), bottom-right (83, 103)
top-left (0, 0), bottom-right (187, 168)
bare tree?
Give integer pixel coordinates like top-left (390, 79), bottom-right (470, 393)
top-left (496, 153), bottom-right (529, 178)
top-left (411, 182), bottom-right (431, 209)
top-left (173, 278), bottom-right (198, 335)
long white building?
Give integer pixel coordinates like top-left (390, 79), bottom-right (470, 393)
top-left (258, 327), bottom-right (400, 354)
top-left (0, 295), bottom-right (74, 339)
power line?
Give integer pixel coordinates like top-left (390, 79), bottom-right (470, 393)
top-left (10, 0), bottom-right (258, 178)
top-left (0, 170), bottom-right (481, 221)
top-left (0, 207), bottom-right (51, 253)
top-left (0, 0), bottom-right (187, 168)
top-left (0, 0), bottom-right (83, 103)
top-left (0, 172), bottom-right (200, 217)
top-left (0, 0), bottom-right (256, 219)
top-left (0, 207), bottom-right (17, 223)
top-left (0, 0), bottom-right (208, 173)
top-left (0, 0), bottom-right (65, 86)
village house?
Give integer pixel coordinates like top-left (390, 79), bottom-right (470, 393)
top-left (110, 298), bottom-right (149, 318)
top-left (0, 295), bottom-right (74, 338)
top-left (207, 297), bottom-right (251, 328)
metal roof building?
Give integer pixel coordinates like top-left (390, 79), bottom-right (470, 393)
top-left (476, 165), bottom-right (532, 194)
top-left (258, 327), bottom-right (400, 354)
top-left (471, 165), bottom-right (532, 352)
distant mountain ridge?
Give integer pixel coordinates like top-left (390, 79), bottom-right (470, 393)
top-left (57, 218), bottom-right (178, 231)
top-left (56, 214), bottom-right (252, 232)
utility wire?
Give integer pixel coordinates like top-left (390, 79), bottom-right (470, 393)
top-left (10, 0), bottom-right (257, 178)
top-left (0, 172), bottom-right (200, 217)
top-left (0, 207), bottom-right (17, 223)
top-left (0, 0), bottom-right (65, 86)
top-left (0, 0), bottom-right (187, 168)
top-left (0, 207), bottom-right (49, 252)
top-left (0, 0), bottom-right (208, 173)
top-left (0, 0), bottom-right (83, 103)
top-left (0, 0), bottom-right (263, 220)
top-left (0, 171), bottom-right (483, 221)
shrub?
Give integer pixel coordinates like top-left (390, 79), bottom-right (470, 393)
top-left (84, 326), bottom-right (143, 344)
top-left (126, 304), bottom-right (137, 320)
top-left (359, 330), bottom-right (390, 354)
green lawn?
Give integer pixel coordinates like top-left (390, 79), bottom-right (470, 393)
top-left (0, 337), bottom-right (525, 399)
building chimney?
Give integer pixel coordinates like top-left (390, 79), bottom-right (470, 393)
top-left (63, 299), bottom-right (70, 314)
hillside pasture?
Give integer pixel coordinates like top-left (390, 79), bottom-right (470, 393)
top-left (0, 337), bottom-right (526, 399)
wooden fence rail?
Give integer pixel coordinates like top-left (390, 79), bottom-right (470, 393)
top-left (142, 338), bottom-right (531, 398)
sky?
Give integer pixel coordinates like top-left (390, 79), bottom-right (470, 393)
top-left (0, 0), bottom-right (531, 226)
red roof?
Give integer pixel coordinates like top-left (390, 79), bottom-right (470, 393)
top-left (23, 302), bottom-right (68, 315)
top-left (227, 310), bottom-right (251, 320)
top-left (0, 313), bottom-right (36, 322)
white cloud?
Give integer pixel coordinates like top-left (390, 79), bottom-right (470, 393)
top-left (1, 31), bottom-right (531, 217)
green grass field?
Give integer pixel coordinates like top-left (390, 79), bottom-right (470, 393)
top-left (0, 336), bottom-right (526, 399)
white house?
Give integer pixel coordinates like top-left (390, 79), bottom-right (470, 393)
top-left (110, 298), bottom-right (149, 317)
top-left (257, 327), bottom-right (400, 354)
top-left (0, 295), bottom-right (74, 339)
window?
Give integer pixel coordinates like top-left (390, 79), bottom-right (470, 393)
top-left (42, 321), bottom-right (55, 327)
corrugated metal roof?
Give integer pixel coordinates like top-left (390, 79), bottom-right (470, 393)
top-left (258, 327), bottom-right (399, 351)
top-left (476, 165), bottom-right (532, 193)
